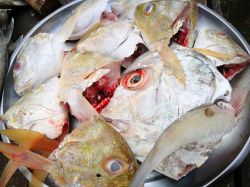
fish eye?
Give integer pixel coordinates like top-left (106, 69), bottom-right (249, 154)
top-left (104, 159), bottom-right (124, 175)
top-left (144, 2), bottom-right (155, 15)
top-left (121, 69), bottom-right (149, 90)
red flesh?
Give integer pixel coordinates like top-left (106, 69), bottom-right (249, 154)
top-left (83, 76), bottom-right (119, 113)
top-left (171, 19), bottom-right (189, 47)
top-left (218, 62), bottom-right (248, 80)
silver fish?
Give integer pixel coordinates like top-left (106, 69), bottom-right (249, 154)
top-left (130, 66), bottom-right (250, 186)
top-left (101, 44), bottom-right (231, 179)
top-left (0, 9), bottom-right (13, 96)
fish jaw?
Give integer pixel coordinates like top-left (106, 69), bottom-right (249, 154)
top-left (101, 45), bottom-right (232, 179)
top-left (193, 29), bottom-right (250, 79)
top-left (48, 117), bottom-right (138, 187)
top-left (13, 33), bottom-right (64, 96)
top-left (1, 77), bottom-right (69, 139)
top-left (134, 0), bottom-right (189, 49)
top-left (75, 20), bottom-right (144, 61)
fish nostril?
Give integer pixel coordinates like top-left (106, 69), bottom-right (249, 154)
top-left (96, 173), bottom-right (102, 178)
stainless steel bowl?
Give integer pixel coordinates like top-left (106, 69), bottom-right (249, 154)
top-left (1, 1), bottom-right (249, 186)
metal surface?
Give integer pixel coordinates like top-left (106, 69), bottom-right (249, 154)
top-left (0, 1), bottom-right (249, 186)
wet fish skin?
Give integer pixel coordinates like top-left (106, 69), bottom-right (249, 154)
top-left (134, 0), bottom-right (189, 49)
top-left (0, 9), bottom-right (13, 97)
top-left (75, 20), bottom-right (144, 60)
top-left (0, 117), bottom-right (138, 187)
top-left (49, 117), bottom-right (138, 187)
top-left (1, 77), bottom-right (69, 139)
top-left (101, 44), bottom-right (232, 179)
top-left (130, 102), bottom-right (237, 187)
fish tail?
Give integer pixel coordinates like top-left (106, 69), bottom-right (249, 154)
top-left (0, 129), bottom-right (59, 152)
top-left (0, 142), bottom-right (52, 170)
top-left (29, 170), bottom-right (48, 187)
top-left (0, 160), bottom-right (19, 187)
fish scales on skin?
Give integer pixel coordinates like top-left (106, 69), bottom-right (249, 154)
top-left (0, 9), bottom-right (13, 97)
top-left (0, 117), bottom-right (138, 187)
top-left (101, 44), bottom-right (232, 179)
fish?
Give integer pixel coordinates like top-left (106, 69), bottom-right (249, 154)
top-left (130, 66), bottom-right (250, 186)
top-left (75, 20), bottom-right (144, 61)
top-left (193, 29), bottom-right (250, 80)
top-left (0, 117), bottom-right (138, 187)
top-left (0, 9), bottom-right (13, 97)
top-left (0, 0), bottom-right (26, 7)
top-left (101, 44), bottom-right (232, 179)
top-left (60, 51), bottom-right (120, 120)
top-left (13, 5), bottom-right (80, 96)
top-left (134, 0), bottom-right (190, 49)
top-left (1, 77), bottom-right (69, 139)
top-left (66, 0), bottom-right (133, 40)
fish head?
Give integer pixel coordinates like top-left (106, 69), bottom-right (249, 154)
top-left (13, 33), bottom-right (64, 95)
top-left (101, 45), bottom-right (232, 158)
top-left (134, 0), bottom-right (189, 48)
top-left (48, 117), bottom-right (138, 186)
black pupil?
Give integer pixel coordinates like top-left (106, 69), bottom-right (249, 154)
top-left (145, 3), bottom-right (153, 13)
top-left (130, 75), bottom-right (141, 85)
top-left (111, 161), bottom-right (121, 172)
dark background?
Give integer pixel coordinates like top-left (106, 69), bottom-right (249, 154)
top-left (0, 0), bottom-right (249, 186)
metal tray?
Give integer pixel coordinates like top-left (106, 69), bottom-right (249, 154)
top-left (1, 1), bottom-right (250, 186)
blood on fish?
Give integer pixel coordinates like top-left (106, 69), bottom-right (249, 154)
top-left (101, 11), bottom-right (118, 23)
top-left (13, 62), bottom-right (21, 71)
top-left (171, 19), bottom-right (189, 47)
top-left (218, 62), bottom-right (248, 80)
top-left (83, 76), bottom-right (119, 113)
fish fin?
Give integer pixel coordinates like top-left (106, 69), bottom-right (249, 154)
top-left (156, 43), bottom-right (186, 87)
top-left (188, 0), bottom-right (198, 47)
top-left (0, 18), bottom-right (14, 44)
top-left (57, 3), bottom-right (83, 41)
top-left (193, 48), bottom-right (233, 61)
top-left (29, 170), bottom-right (48, 187)
top-left (130, 104), bottom-right (236, 187)
top-left (0, 160), bottom-right (19, 187)
top-left (0, 142), bottom-right (52, 170)
top-left (0, 129), bottom-right (59, 152)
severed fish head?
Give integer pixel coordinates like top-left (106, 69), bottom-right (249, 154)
top-left (193, 29), bottom-right (250, 80)
top-left (48, 117), bottom-right (138, 187)
top-left (101, 44), bottom-right (232, 179)
top-left (1, 77), bottom-right (69, 139)
top-left (60, 51), bottom-right (120, 120)
top-left (75, 20), bottom-right (144, 61)
top-left (134, 0), bottom-right (189, 48)
top-left (13, 33), bottom-right (65, 96)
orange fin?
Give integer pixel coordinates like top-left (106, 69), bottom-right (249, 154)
top-left (29, 170), bottom-right (48, 187)
top-left (0, 129), bottom-right (59, 152)
top-left (0, 160), bottom-right (19, 187)
top-left (0, 142), bottom-right (53, 170)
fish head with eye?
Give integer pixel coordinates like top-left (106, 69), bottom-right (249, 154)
top-left (48, 117), bottom-right (138, 187)
top-left (101, 45), bottom-right (232, 158)
top-left (134, 0), bottom-right (189, 48)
